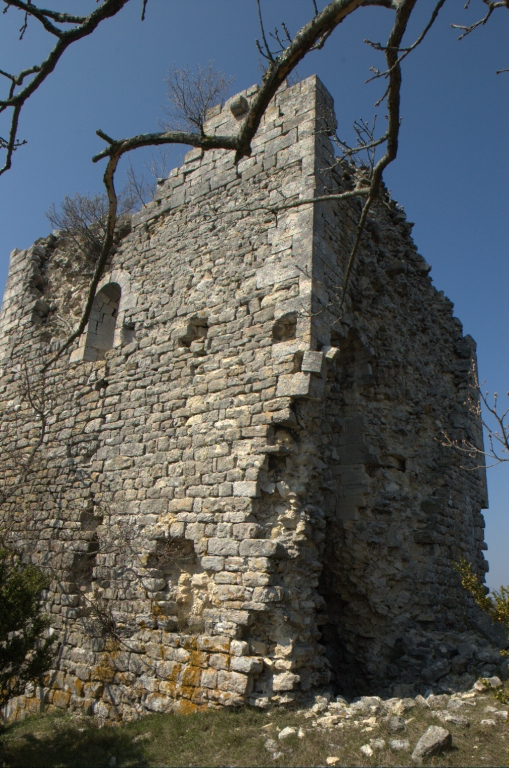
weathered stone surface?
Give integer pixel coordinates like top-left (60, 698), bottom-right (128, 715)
top-left (411, 726), bottom-right (452, 764)
top-left (301, 350), bottom-right (324, 374)
top-left (439, 712), bottom-right (469, 726)
top-left (230, 656), bottom-right (263, 674)
top-left (0, 75), bottom-right (495, 722)
top-left (275, 373), bottom-right (311, 398)
top-left (389, 716), bottom-right (405, 732)
top-left (278, 726), bottom-right (297, 740)
top-left (390, 739), bottom-right (410, 751)
top-left (272, 672), bottom-right (300, 692)
top-left (229, 95), bottom-right (249, 118)
top-left (238, 540), bottom-right (277, 557)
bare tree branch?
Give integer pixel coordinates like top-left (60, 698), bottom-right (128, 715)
top-left (46, 189), bottom-right (136, 259)
top-left (43, 2), bottom-right (391, 368)
top-left (232, 188), bottom-right (371, 217)
top-left (451, 0), bottom-right (508, 40)
top-left (443, 361), bottom-right (509, 468)
top-left (3, 1), bottom-right (87, 25)
top-left (238, 0), bottom-right (381, 161)
top-left (3, 1), bottom-right (64, 37)
top-left (365, 0), bottom-right (448, 84)
top-left (0, 0), bottom-right (134, 176)
top-left (41, 0), bottom-right (447, 369)
top-left (163, 63), bottom-right (234, 135)
top-left (124, 148), bottom-right (172, 209)
top-left (0, 359), bottom-right (49, 507)
top-left (338, 0), bottom-right (418, 308)
top-left (256, 0), bottom-right (274, 62)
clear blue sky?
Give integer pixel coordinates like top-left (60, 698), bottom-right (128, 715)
top-left (0, 1), bottom-right (508, 589)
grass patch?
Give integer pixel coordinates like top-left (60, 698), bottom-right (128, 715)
top-left (0, 688), bottom-right (508, 767)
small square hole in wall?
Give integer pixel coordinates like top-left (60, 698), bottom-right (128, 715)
top-left (272, 313), bottom-right (297, 342)
top-left (178, 318), bottom-right (208, 348)
top-left (70, 534), bottom-right (100, 589)
top-left (147, 538), bottom-right (196, 570)
top-left (121, 320), bottom-right (136, 345)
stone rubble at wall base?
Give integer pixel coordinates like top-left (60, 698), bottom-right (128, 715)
top-left (0, 76), bottom-right (505, 722)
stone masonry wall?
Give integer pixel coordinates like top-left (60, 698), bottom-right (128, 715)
top-left (0, 76), bottom-right (499, 722)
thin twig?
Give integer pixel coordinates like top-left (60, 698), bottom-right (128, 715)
top-left (337, 0), bottom-right (419, 308)
top-left (365, 0), bottom-right (447, 84)
top-left (231, 188), bottom-right (370, 217)
top-left (256, 0), bottom-right (274, 62)
top-left (451, 0), bottom-right (507, 39)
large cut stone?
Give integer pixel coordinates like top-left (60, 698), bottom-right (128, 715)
top-left (411, 726), bottom-right (452, 764)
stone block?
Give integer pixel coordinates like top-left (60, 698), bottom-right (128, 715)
top-left (219, 482), bottom-right (233, 496)
top-left (411, 726), bottom-right (452, 764)
top-left (61, 594), bottom-right (79, 607)
top-left (197, 636), bottom-right (230, 653)
top-left (52, 690), bottom-right (71, 708)
top-left (231, 656), bottom-right (263, 674)
top-left (276, 373), bottom-right (311, 398)
top-left (230, 640), bottom-right (250, 656)
top-left (217, 670), bottom-right (251, 695)
top-left (301, 350), bottom-right (324, 374)
top-left (232, 523), bottom-right (262, 540)
top-left (233, 481), bottom-right (259, 498)
top-left (208, 653), bottom-right (230, 670)
top-left (216, 584), bottom-right (245, 601)
top-left (186, 522), bottom-right (205, 540)
top-left (239, 539), bottom-right (278, 557)
top-left (144, 693), bottom-right (172, 713)
top-left (243, 571), bottom-right (271, 587)
top-left (250, 641), bottom-right (268, 655)
top-left (170, 522), bottom-right (185, 538)
top-left (256, 263), bottom-right (300, 289)
top-left (207, 538), bottom-right (240, 557)
top-left (252, 586), bottom-right (284, 602)
top-left (201, 669), bottom-right (218, 688)
top-left (272, 672), bottom-right (300, 691)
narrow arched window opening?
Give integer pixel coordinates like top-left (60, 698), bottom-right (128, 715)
top-left (83, 283), bottom-right (121, 361)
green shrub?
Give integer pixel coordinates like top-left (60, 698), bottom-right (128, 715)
top-left (454, 557), bottom-right (509, 633)
top-left (0, 550), bottom-right (55, 709)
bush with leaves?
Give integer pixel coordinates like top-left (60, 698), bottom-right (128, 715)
top-left (455, 558), bottom-right (509, 636)
top-left (0, 550), bottom-right (55, 710)
top-left (455, 558), bottom-right (509, 700)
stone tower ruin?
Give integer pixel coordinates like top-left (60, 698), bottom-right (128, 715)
top-left (0, 77), bottom-right (496, 721)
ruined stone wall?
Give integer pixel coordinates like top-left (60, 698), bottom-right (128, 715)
top-left (308, 132), bottom-right (491, 693)
top-left (0, 77), bottom-right (497, 722)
